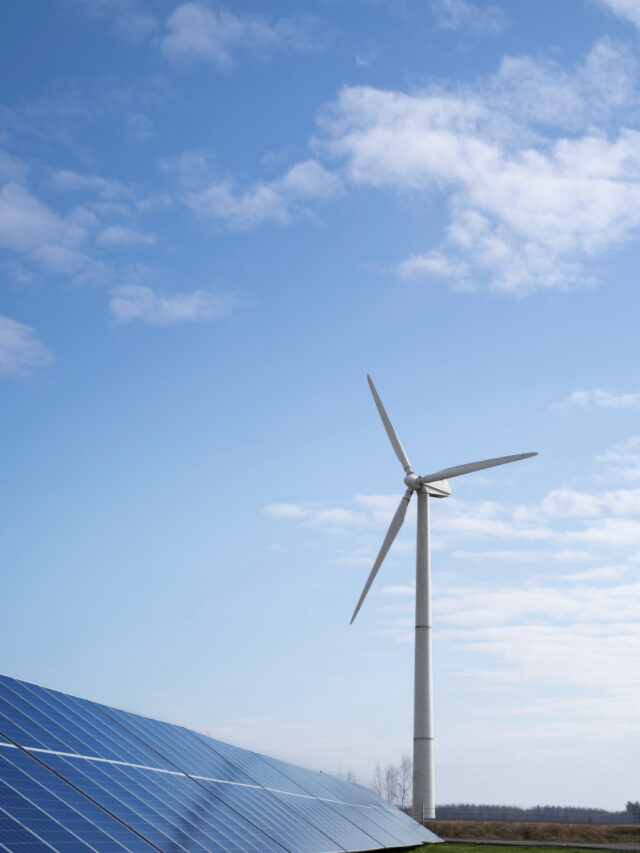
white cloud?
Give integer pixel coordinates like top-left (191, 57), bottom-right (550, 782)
top-left (0, 315), bottom-right (53, 376)
top-left (51, 170), bottom-right (129, 200)
top-left (72, 0), bottom-right (158, 42)
top-left (264, 442), bottom-right (640, 788)
top-left (263, 495), bottom-right (402, 530)
top-left (185, 160), bottom-right (341, 230)
top-left (564, 516), bottom-right (640, 547)
top-left (488, 37), bottom-right (638, 130)
top-left (0, 155), bottom-right (160, 280)
top-left (378, 585), bottom-right (415, 596)
top-left (163, 2), bottom-right (317, 68)
top-left (0, 182), bottom-right (86, 256)
top-left (561, 565), bottom-right (627, 581)
top-left (317, 39), bottom-right (640, 294)
top-left (431, 0), bottom-right (507, 34)
top-left (593, 0), bottom-right (640, 30)
top-left (554, 389), bottom-right (640, 409)
top-left (395, 251), bottom-right (470, 285)
top-left (263, 503), bottom-right (311, 520)
top-left (264, 464), bottom-right (640, 564)
top-left (443, 616), bottom-right (640, 689)
top-left (0, 181), bottom-right (97, 278)
top-left (97, 225), bottom-right (156, 246)
top-left (436, 581), bottom-right (640, 628)
top-left (109, 284), bottom-right (240, 325)
top-left (597, 435), bottom-right (640, 482)
top-left (453, 548), bottom-right (592, 563)
top-left (0, 150), bottom-right (28, 183)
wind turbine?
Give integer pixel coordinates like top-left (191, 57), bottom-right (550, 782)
top-left (351, 375), bottom-right (537, 824)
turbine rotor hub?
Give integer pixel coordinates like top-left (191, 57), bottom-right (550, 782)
top-left (403, 473), bottom-right (421, 491)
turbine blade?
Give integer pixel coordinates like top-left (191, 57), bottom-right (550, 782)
top-left (367, 375), bottom-right (413, 473)
top-left (350, 489), bottom-right (412, 625)
top-left (420, 452), bottom-right (538, 484)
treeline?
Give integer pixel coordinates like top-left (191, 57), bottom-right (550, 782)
top-left (435, 804), bottom-right (640, 825)
top-left (338, 759), bottom-right (640, 827)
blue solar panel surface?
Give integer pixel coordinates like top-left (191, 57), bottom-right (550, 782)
top-left (0, 675), bottom-right (440, 852)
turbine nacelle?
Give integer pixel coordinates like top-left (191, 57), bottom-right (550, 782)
top-left (422, 479), bottom-right (451, 498)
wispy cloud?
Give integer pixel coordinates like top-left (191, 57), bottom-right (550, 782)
top-left (71, 0), bottom-right (158, 42)
top-left (0, 180), bottom-right (92, 278)
top-left (597, 436), bottom-right (640, 482)
top-left (50, 169), bottom-right (130, 200)
top-left (553, 389), bottom-right (640, 409)
top-left (97, 225), bottom-right (156, 246)
top-left (263, 493), bottom-right (400, 530)
top-left (162, 2), bottom-right (319, 68)
top-left (593, 0), bottom-right (640, 30)
top-left (109, 284), bottom-right (242, 325)
top-left (395, 251), bottom-right (470, 286)
top-left (184, 159), bottom-right (341, 230)
top-left (317, 39), bottom-right (640, 295)
top-left (263, 503), bottom-right (311, 520)
top-left (267, 442), bottom-right (640, 768)
top-left (0, 152), bottom-right (160, 281)
top-left (453, 548), bottom-right (592, 563)
top-left (265, 439), bottom-right (640, 583)
top-left (0, 315), bottom-right (53, 377)
top-left (560, 564), bottom-right (627, 581)
top-left (431, 0), bottom-right (508, 34)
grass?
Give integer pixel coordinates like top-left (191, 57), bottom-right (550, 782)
top-left (398, 844), bottom-right (638, 853)
top-left (423, 821), bottom-right (640, 845)
top-left (371, 823), bottom-right (640, 853)
top-left (440, 847), bottom-right (601, 852)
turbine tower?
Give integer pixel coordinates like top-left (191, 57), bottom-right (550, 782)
top-left (350, 375), bottom-right (537, 824)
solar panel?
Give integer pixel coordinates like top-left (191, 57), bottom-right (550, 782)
top-left (0, 675), bottom-right (440, 852)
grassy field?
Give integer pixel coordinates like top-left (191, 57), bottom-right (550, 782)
top-left (423, 821), bottom-right (640, 845)
top-left (399, 844), bottom-right (639, 853)
top-left (405, 846), bottom-right (624, 853)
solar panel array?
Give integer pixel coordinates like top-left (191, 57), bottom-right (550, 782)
top-left (0, 675), bottom-right (439, 852)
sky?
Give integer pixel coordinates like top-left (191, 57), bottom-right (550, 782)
top-left (1, 0), bottom-right (640, 811)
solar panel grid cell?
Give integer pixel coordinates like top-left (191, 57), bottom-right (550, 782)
top-left (1, 681), bottom-right (288, 853)
top-left (101, 762), bottom-right (284, 853)
top-left (194, 739), bottom-right (310, 797)
top-left (192, 736), bottom-right (397, 850)
top-left (5, 679), bottom-right (169, 771)
top-left (257, 755), bottom-right (436, 847)
top-left (45, 755), bottom-right (204, 850)
top-left (0, 676), bottom-right (438, 852)
top-left (41, 754), bottom-right (268, 853)
top-left (0, 770), bottom-right (98, 852)
top-left (95, 706), bottom-right (347, 853)
top-left (0, 808), bottom-right (56, 852)
top-left (0, 682), bottom-right (92, 758)
top-left (319, 801), bottom-right (403, 849)
top-left (0, 698), bottom-right (67, 754)
top-left (258, 785), bottom-right (382, 851)
top-left (0, 748), bottom-right (153, 853)
top-left (222, 750), bottom-right (404, 847)
top-left (92, 707), bottom-right (254, 784)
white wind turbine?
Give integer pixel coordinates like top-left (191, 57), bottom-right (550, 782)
top-left (350, 375), bottom-right (537, 823)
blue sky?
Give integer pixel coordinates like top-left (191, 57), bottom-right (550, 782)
top-left (2, 0), bottom-right (640, 809)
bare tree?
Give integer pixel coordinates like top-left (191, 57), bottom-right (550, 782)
top-left (384, 763), bottom-right (399, 805)
top-left (398, 754), bottom-right (412, 809)
top-left (336, 767), bottom-right (358, 783)
top-left (371, 762), bottom-right (383, 797)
